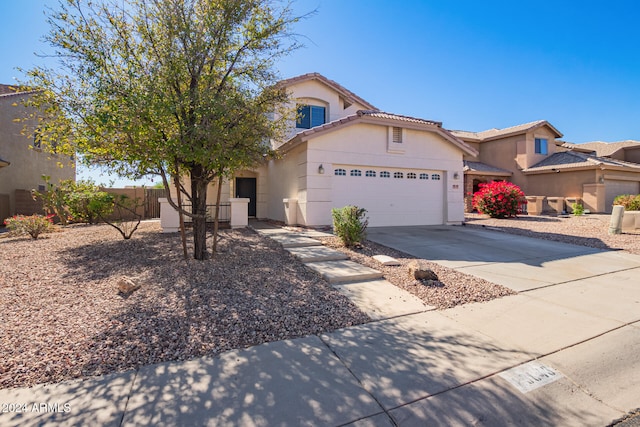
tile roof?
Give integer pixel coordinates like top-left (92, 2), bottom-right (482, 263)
top-left (0, 84), bottom-right (18, 96)
top-left (523, 151), bottom-right (640, 172)
top-left (463, 161), bottom-right (512, 175)
top-left (564, 140), bottom-right (640, 157)
top-left (357, 110), bottom-right (442, 127)
top-left (450, 120), bottom-right (563, 142)
top-left (277, 72), bottom-right (378, 110)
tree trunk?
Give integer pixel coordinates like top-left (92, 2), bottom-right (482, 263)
top-left (173, 173), bottom-right (188, 260)
top-left (211, 174), bottom-right (224, 255)
top-left (191, 172), bottom-right (209, 260)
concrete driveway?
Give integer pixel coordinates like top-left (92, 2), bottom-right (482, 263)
top-left (367, 225), bottom-right (640, 292)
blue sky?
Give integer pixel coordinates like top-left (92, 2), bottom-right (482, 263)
top-left (2, 0), bottom-right (639, 185)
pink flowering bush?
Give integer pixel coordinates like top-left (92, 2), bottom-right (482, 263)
top-left (472, 181), bottom-right (526, 218)
top-left (4, 214), bottom-right (55, 239)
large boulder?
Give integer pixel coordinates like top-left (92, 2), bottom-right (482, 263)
top-left (408, 260), bottom-right (438, 281)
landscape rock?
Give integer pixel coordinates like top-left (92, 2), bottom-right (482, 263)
top-left (372, 254), bottom-right (401, 266)
top-left (408, 260), bottom-right (438, 281)
top-left (421, 279), bottom-right (445, 288)
top-left (117, 276), bottom-right (141, 294)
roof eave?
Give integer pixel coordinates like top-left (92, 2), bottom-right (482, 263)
top-left (277, 72), bottom-right (378, 110)
top-left (463, 170), bottom-right (512, 177)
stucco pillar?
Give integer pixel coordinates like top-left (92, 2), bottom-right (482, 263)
top-left (583, 183), bottom-right (606, 213)
top-left (158, 197), bottom-right (179, 233)
top-left (565, 197), bottom-right (582, 214)
top-left (283, 198), bottom-right (298, 225)
top-left (609, 205), bottom-right (624, 235)
top-left (525, 196), bottom-right (544, 215)
top-left (229, 198), bottom-right (249, 229)
top-left (546, 197), bottom-right (565, 214)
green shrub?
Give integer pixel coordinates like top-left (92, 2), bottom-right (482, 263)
top-left (331, 205), bottom-right (369, 248)
top-left (4, 214), bottom-right (54, 239)
top-left (613, 194), bottom-right (640, 211)
top-left (64, 181), bottom-right (114, 224)
top-left (472, 181), bottom-right (526, 218)
top-left (572, 202), bottom-right (585, 216)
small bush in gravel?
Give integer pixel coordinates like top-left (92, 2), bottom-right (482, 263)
top-left (332, 205), bottom-right (369, 247)
top-left (613, 194), bottom-right (640, 211)
top-left (4, 214), bottom-right (54, 239)
top-left (572, 202), bottom-right (585, 216)
top-left (473, 181), bottom-right (526, 218)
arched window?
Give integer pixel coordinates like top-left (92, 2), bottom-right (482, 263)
top-left (380, 171), bottom-right (390, 178)
top-left (419, 173), bottom-right (429, 180)
top-left (407, 172), bottom-right (417, 179)
top-left (335, 168), bottom-right (346, 176)
top-left (365, 170), bottom-right (376, 177)
top-left (394, 172), bottom-right (404, 179)
top-left (431, 173), bottom-right (441, 180)
top-left (350, 169), bottom-right (362, 177)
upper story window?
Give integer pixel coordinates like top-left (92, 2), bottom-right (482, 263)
top-left (535, 138), bottom-right (548, 155)
top-left (296, 105), bottom-right (326, 129)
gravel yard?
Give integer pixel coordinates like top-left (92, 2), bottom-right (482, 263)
top-left (0, 221), bottom-right (369, 389)
top-left (464, 213), bottom-right (640, 255)
top-left (1, 213), bottom-right (636, 390)
top-left (320, 236), bottom-right (516, 309)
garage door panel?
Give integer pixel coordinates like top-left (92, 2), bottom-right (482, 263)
top-left (332, 166), bottom-right (444, 226)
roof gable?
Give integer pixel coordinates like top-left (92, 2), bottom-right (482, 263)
top-left (277, 72), bottom-right (377, 111)
top-left (280, 110), bottom-right (478, 157)
top-left (569, 140), bottom-right (640, 157)
top-left (451, 120), bottom-right (563, 142)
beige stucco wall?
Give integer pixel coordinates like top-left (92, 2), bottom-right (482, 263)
top-left (279, 79), bottom-right (371, 143)
top-left (525, 170), bottom-right (596, 199)
top-left (624, 147), bottom-right (640, 164)
top-left (0, 93), bottom-right (75, 220)
top-left (465, 127), bottom-right (559, 196)
top-left (269, 122), bottom-right (465, 226)
top-left (267, 144), bottom-right (306, 223)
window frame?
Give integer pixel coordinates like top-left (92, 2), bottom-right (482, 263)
top-left (534, 138), bottom-right (548, 155)
top-left (296, 104), bottom-right (326, 129)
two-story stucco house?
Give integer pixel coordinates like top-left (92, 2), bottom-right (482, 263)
top-left (200, 73), bottom-right (478, 227)
top-left (0, 85), bottom-right (75, 222)
top-left (452, 122), bottom-right (640, 214)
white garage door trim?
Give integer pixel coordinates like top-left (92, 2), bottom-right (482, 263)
top-left (331, 165), bottom-right (444, 226)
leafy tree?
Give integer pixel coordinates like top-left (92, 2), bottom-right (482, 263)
top-left (21, 0), bottom-right (302, 259)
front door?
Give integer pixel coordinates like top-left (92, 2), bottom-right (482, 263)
top-left (235, 177), bottom-right (257, 217)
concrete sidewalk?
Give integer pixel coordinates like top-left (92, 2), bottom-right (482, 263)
top-left (1, 224), bottom-right (639, 426)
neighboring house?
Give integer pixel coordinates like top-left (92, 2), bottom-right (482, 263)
top-left (452, 122), bottom-right (640, 214)
top-left (0, 84), bottom-right (75, 222)
top-left (194, 73), bottom-right (478, 227)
